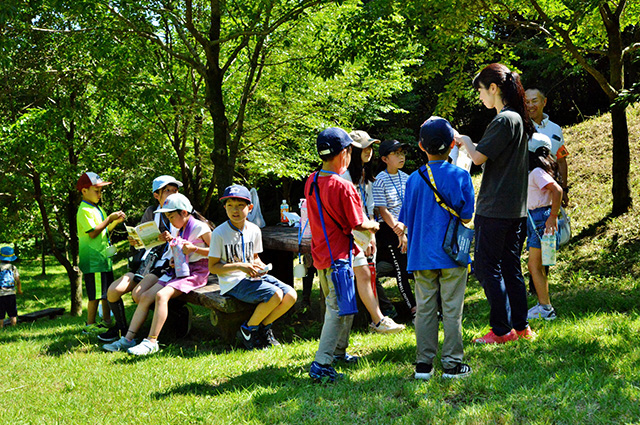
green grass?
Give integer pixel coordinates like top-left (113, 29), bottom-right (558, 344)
top-left (2, 105), bottom-right (640, 424)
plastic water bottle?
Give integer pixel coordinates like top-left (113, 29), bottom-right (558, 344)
top-left (280, 200), bottom-right (289, 223)
top-left (541, 231), bottom-right (556, 266)
top-left (299, 198), bottom-right (311, 237)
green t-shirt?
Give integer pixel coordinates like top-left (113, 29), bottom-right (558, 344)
top-left (77, 201), bottom-right (112, 273)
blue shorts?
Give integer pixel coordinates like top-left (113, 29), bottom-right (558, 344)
top-left (226, 275), bottom-right (294, 304)
top-left (527, 207), bottom-right (561, 250)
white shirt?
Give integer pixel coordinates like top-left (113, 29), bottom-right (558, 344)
top-left (533, 113), bottom-right (564, 159)
top-left (208, 221), bottom-right (263, 294)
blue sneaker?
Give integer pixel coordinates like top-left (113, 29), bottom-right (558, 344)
top-left (333, 353), bottom-right (359, 364)
top-left (309, 361), bottom-right (343, 383)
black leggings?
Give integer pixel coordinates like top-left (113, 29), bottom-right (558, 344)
top-left (376, 222), bottom-right (416, 310)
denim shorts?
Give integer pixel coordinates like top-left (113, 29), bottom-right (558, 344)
top-left (227, 275), bottom-right (294, 304)
top-left (527, 207), bottom-right (560, 250)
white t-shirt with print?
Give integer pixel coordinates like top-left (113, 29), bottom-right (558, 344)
top-left (208, 221), bottom-right (263, 294)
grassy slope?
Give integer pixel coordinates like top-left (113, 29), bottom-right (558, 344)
top-left (1, 105), bottom-right (639, 424)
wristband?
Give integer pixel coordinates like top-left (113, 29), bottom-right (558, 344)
top-left (550, 213), bottom-right (558, 217)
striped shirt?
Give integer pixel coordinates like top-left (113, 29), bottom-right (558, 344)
top-left (373, 170), bottom-right (408, 221)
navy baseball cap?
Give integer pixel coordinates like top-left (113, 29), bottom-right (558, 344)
top-left (379, 139), bottom-right (408, 157)
top-left (219, 184), bottom-right (252, 204)
top-left (316, 127), bottom-right (355, 156)
top-left (419, 116), bottom-right (455, 154)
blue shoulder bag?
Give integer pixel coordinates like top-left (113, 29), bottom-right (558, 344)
top-left (310, 172), bottom-right (358, 316)
top-left (418, 165), bottom-right (474, 267)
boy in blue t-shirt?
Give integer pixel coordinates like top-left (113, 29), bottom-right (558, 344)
top-left (399, 117), bottom-right (475, 380)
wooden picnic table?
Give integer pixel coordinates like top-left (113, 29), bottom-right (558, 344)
top-left (261, 225), bottom-right (311, 253)
top-left (260, 225), bottom-right (311, 284)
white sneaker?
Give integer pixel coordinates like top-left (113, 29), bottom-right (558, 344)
top-left (527, 304), bottom-right (557, 321)
top-left (371, 316), bottom-right (405, 334)
top-left (103, 336), bottom-right (136, 352)
top-left (127, 338), bottom-right (160, 356)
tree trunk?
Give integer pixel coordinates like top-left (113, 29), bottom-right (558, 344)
top-left (610, 102), bottom-right (631, 216)
top-left (69, 267), bottom-right (83, 316)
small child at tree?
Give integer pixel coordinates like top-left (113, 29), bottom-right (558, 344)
top-left (0, 246), bottom-right (22, 328)
top-left (209, 184), bottom-right (297, 349)
top-left (76, 172), bottom-right (126, 333)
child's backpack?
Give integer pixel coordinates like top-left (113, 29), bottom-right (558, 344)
top-left (0, 265), bottom-right (15, 289)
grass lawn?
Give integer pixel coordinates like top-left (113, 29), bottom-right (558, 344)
top-left (2, 105), bottom-right (640, 424)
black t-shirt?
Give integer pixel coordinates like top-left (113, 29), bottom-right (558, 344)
top-left (475, 109), bottom-right (528, 219)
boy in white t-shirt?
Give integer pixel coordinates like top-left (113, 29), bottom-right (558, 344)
top-left (208, 185), bottom-right (297, 349)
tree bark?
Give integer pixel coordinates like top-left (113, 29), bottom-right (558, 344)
top-left (610, 103), bottom-right (631, 216)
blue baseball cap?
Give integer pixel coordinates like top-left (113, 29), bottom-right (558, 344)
top-left (152, 175), bottom-right (183, 193)
top-left (419, 116), bottom-right (455, 154)
top-left (219, 184), bottom-right (252, 204)
top-left (317, 127), bottom-right (355, 156)
top-left (154, 193), bottom-right (193, 213)
top-left (0, 246), bottom-right (17, 262)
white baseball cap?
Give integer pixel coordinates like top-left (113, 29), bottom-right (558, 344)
top-left (529, 133), bottom-right (552, 152)
top-left (152, 175), bottom-right (183, 193)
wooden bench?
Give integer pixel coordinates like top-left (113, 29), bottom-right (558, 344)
top-left (178, 275), bottom-right (254, 343)
top-left (3, 307), bottom-right (65, 326)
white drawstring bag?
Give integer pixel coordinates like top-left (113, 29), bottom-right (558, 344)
top-left (247, 187), bottom-right (266, 228)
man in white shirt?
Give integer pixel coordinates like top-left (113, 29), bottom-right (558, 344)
top-left (525, 88), bottom-right (570, 206)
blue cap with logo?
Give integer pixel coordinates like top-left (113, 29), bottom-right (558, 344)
top-left (219, 184), bottom-right (252, 204)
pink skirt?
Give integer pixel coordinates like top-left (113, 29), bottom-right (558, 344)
top-left (159, 259), bottom-right (209, 294)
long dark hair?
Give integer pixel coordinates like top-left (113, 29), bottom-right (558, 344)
top-left (473, 63), bottom-right (535, 138)
top-left (529, 147), bottom-right (562, 186)
top-left (347, 146), bottom-right (376, 184)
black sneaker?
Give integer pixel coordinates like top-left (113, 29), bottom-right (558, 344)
top-left (442, 363), bottom-right (472, 379)
top-left (237, 325), bottom-right (261, 350)
top-left (261, 328), bottom-right (281, 347)
top-left (415, 363), bottom-right (433, 380)
top-left (97, 326), bottom-right (121, 342)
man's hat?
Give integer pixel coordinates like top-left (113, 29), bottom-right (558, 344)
top-left (76, 172), bottom-right (112, 191)
top-left (152, 175), bottom-right (183, 193)
top-left (154, 193), bottom-right (193, 214)
top-left (317, 127), bottom-right (355, 156)
top-left (219, 184), bottom-right (252, 204)
top-left (419, 116), bottom-right (455, 155)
